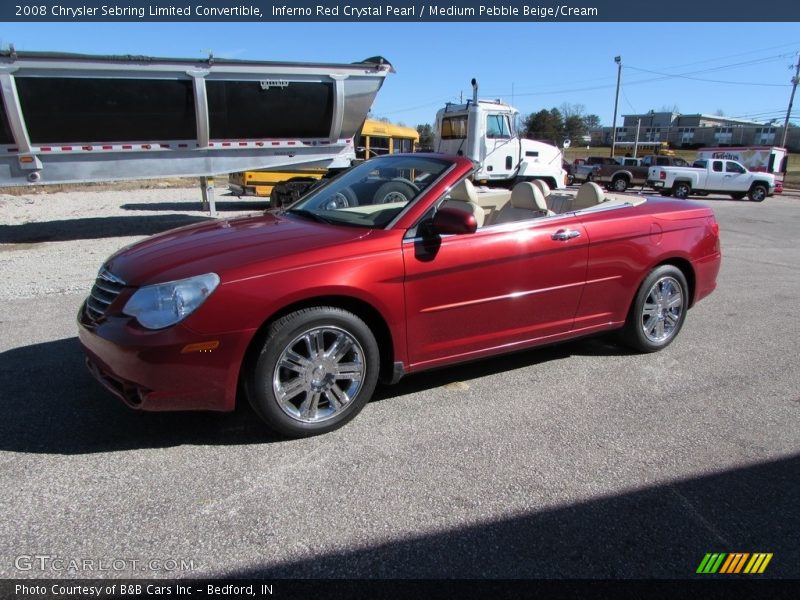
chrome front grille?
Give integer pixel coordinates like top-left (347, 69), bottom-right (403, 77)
top-left (85, 268), bottom-right (126, 321)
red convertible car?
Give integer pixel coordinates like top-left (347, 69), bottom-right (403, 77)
top-left (79, 154), bottom-right (721, 437)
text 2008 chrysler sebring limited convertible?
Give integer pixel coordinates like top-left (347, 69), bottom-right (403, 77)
top-left (79, 154), bottom-right (721, 437)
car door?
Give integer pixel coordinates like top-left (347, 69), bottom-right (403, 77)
top-left (481, 113), bottom-right (516, 181)
top-left (705, 160), bottom-right (726, 190)
top-left (402, 216), bottom-right (589, 370)
top-left (720, 160), bottom-right (749, 192)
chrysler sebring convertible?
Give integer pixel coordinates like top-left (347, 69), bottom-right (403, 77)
top-left (79, 154), bottom-right (721, 437)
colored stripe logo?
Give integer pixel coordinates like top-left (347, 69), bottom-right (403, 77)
top-left (697, 553), bottom-right (773, 574)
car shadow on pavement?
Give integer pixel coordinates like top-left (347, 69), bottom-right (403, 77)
top-left (0, 336), bottom-right (636, 455)
top-left (0, 337), bottom-right (281, 454)
top-left (224, 453), bottom-right (800, 579)
top-left (0, 214), bottom-right (210, 244)
top-left (121, 200), bottom-right (269, 212)
top-left (372, 337), bottom-right (636, 403)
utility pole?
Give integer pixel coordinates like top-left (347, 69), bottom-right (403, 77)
top-left (780, 53), bottom-right (799, 149)
top-left (610, 56), bottom-right (622, 158)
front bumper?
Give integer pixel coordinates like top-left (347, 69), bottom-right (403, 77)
top-left (78, 303), bottom-right (256, 412)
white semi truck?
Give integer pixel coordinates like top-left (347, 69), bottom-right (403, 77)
top-left (433, 79), bottom-right (567, 190)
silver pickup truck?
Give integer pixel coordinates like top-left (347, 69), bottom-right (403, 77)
top-left (647, 159), bottom-right (775, 202)
top-left (571, 156), bottom-right (619, 184)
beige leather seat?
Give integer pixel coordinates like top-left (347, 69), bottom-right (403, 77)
top-left (442, 178), bottom-right (485, 228)
top-left (573, 182), bottom-right (606, 210)
top-left (493, 182), bottom-right (553, 224)
top-left (546, 193), bottom-right (573, 214)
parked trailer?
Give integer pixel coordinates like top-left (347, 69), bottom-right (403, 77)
top-left (695, 146), bottom-right (787, 193)
top-left (0, 50), bottom-right (393, 213)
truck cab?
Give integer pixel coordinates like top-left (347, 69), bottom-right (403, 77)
top-left (433, 81), bottom-right (566, 189)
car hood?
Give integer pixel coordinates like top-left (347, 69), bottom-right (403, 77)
top-left (104, 211), bottom-right (371, 286)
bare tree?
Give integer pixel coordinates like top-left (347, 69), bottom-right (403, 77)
top-left (559, 102), bottom-right (587, 120)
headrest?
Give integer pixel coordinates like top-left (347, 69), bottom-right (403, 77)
top-left (449, 178), bottom-right (478, 204)
top-left (510, 182), bottom-right (548, 213)
top-left (531, 179), bottom-right (551, 198)
top-left (573, 182), bottom-right (605, 209)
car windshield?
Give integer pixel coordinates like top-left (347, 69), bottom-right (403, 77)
top-left (285, 155), bottom-right (453, 229)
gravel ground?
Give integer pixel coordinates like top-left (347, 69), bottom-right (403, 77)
top-left (0, 186), bottom-right (264, 299)
top-left (1, 185), bottom-right (798, 581)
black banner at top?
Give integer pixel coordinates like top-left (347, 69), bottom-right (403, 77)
top-left (2, 0), bottom-right (799, 22)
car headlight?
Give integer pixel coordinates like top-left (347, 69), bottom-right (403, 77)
top-left (123, 273), bottom-right (220, 330)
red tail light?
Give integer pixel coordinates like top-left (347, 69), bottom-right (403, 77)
top-left (660, 171), bottom-right (666, 180)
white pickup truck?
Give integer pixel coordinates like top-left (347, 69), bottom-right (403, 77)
top-left (647, 158), bottom-right (775, 202)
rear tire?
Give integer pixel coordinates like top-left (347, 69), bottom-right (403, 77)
top-left (620, 265), bottom-right (689, 353)
top-left (611, 176), bottom-right (629, 192)
top-left (373, 181), bottom-right (416, 204)
top-left (672, 182), bottom-right (691, 199)
top-left (246, 307), bottom-right (380, 437)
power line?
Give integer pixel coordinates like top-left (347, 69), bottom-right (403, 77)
top-left (781, 54), bottom-right (800, 147)
top-left (633, 41), bottom-right (800, 73)
top-left (374, 45), bottom-right (800, 124)
top-left (481, 49), bottom-right (797, 98)
top-left (621, 87), bottom-right (638, 113)
top-left (625, 64), bottom-right (791, 88)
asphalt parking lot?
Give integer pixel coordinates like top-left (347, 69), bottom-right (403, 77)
top-left (1, 189), bottom-right (798, 579)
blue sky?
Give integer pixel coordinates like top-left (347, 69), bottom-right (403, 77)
top-left (2, 22), bottom-right (799, 128)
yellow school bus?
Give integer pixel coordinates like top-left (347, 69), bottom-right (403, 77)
top-left (614, 141), bottom-right (675, 157)
top-left (228, 119), bottom-right (419, 199)
top-left (355, 119), bottom-right (419, 158)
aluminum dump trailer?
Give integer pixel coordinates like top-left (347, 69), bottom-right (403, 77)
top-left (0, 50), bottom-right (393, 188)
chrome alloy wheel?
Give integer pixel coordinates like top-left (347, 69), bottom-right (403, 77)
top-left (272, 326), bottom-right (365, 423)
top-left (640, 276), bottom-right (684, 343)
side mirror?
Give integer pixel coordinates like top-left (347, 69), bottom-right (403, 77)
top-left (432, 206), bottom-right (477, 235)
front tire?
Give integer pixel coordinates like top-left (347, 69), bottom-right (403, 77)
top-left (321, 187), bottom-right (358, 210)
top-left (748, 184), bottom-right (768, 202)
top-left (620, 265), bottom-right (689, 353)
top-left (246, 307), bottom-right (380, 437)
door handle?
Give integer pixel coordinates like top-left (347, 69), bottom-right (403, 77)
top-left (552, 229), bottom-right (581, 241)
